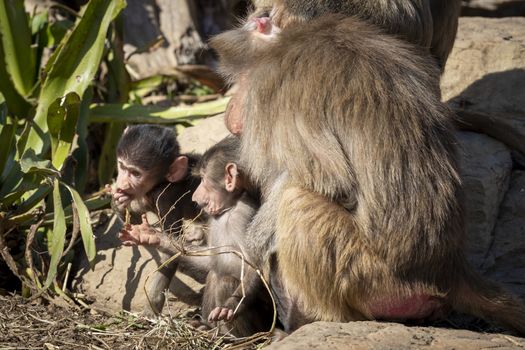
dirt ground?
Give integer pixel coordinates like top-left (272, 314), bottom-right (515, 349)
top-left (1, 290), bottom-right (510, 350)
top-left (0, 293), bottom-right (270, 349)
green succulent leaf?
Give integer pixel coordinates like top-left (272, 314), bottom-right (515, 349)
top-left (0, 0), bottom-right (36, 97)
top-left (63, 183), bottom-right (96, 267)
top-left (15, 122), bottom-right (32, 160)
top-left (1, 147), bottom-right (57, 208)
top-left (47, 92), bottom-right (81, 170)
top-left (30, 9), bottom-right (48, 36)
top-left (0, 29), bottom-right (31, 117)
top-left (89, 98), bottom-right (230, 124)
top-left (11, 184), bottom-right (51, 216)
top-left (45, 178), bottom-right (67, 288)
top-left (26, 0), bottom-right (126, 154)
top-left (19, 149), bottom-right (60, 177)
top-left (46, 19), bottom-right (74, 47)
top-left (129, 75), bottom-right (165, 99)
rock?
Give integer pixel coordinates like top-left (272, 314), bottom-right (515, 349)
top-left (443, 19), bottom-right (525, 300)
top-left (122, 0), bottom-right (195, 78)
top-left (267, 321), bottom-right (525, 350)
top-left (488, 171), bottom-right (525, 259)
top-left (72, 213), bottom-right (206, 313)
top-left (457, 132), bottom-right (512, 267)
top-left (511, 150), bottom-right (525, 168)
top-left (441, 17), bottom-right (525, 158)
top-left (122, 0), bottom-right (243, 78)
top-left (462, 0), bottom-right (525, 17)
top-left (442, 17), bottom-right (525, 112)
top-left (178, 114), bottom-right (230, 154)
top-left (484, 170), bottom-right (525, 299)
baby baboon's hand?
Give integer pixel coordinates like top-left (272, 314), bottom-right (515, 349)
top-left (118, 214), bottom-right (161, 246)
top-left (106, 184), bottom-right (132, 212)
top-left (208, 306), bottom-right (235, 322)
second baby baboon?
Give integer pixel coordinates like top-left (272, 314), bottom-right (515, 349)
top-left (210, 14), bottom-right (525, 335)
top-left (192, 136), bottom-right (274, 337)
top-left (263, 0), bottom-right (461, 71)
top-left (110, 125), bottom-right (209, 316)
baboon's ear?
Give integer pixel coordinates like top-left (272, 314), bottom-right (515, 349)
top-left (166, 156), bottom-right (188, 182)
top-left (224, 162), bottom-right (239, 192)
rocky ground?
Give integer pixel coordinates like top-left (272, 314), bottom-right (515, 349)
top-left (266, 322), bottom-right (525, 350)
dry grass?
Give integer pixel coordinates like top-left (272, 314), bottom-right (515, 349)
top-left (0, 294), bottom-right (271, 350)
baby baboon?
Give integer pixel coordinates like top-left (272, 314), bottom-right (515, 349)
top-left (110, 125), bottom-right (208, 316)
top-left (192, 136), bottom-right (273, 337)
top-left (210, 14), bottom-right (525, 335)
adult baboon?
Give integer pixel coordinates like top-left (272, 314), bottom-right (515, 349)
top-left (210, 14), bottom-right (525, 334)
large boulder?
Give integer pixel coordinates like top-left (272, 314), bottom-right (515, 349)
top-left (443, 14), bottom-right (525, 303)
top-left (267, 322), bottom-right (525, 350)
top-left (441, 17), bottom-right (525, 159)
top-left (442, 17), bottom-right (525, 104)
top-left (178, 114), bottom-right (230, 154)
top-left (484, 171), bottom-right (525, 299)
top-left (457, 132), bottom-right (512, 267)
top-left (122, 0), bottom-right (245, 78)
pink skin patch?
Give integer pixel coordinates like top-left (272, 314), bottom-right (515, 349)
top-left (368, 294), bottom-right (444, 320)
top-left (255, 17), bottom-right (270, 34)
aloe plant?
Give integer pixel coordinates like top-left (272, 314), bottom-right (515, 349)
top-left (0, 0), bottom-right (125, 296)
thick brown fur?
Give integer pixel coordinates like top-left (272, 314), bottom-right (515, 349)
top-left (270, 0), bottom-right (461, 71)
top-left (210, 15), bottom-right (525, 335)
